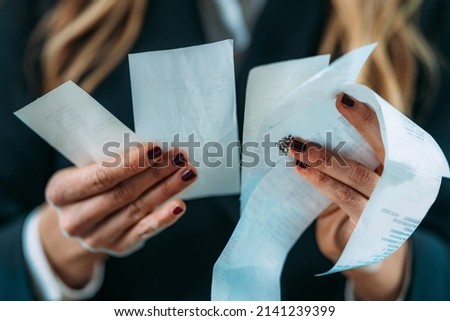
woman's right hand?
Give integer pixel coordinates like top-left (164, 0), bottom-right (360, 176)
top-left (40, 144), bottom-right (197, 288)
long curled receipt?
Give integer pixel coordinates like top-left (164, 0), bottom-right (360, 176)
top-left (14, 40), bottom-right (239, 200)
top-left (212, 44), bottom-right (450, 300)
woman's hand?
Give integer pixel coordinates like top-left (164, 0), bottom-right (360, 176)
top-left (41, 144), bottom-right (197, 288)
top-left (290, 93), bottom-right (409, 300)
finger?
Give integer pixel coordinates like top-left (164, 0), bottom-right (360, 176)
top-left (295, 165), bottom-right (367, 225)
top-left (121, 166), bottom-right (196, 224)
top-left (80, 165), bottom-right (196, 246)
top-left (107, 200), bottom-right (187, 255)
top-left (289, 138), bottom-right (380, 198)
top-left (57, 150), bottom-right (189, 236)
top-left (336, 93), bottom-right (385, 163)
top-left (46, 143), bottom-right (164, 206)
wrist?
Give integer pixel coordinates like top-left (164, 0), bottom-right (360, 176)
top-left (39, 204), bottom-right (106, 289)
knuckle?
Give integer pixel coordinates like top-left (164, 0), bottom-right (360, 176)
top-left (112, 182), bottom-right (135, 205)
top-left (127, 198), bottom-right (150, 220)
top-left (137, 221), bottom-right (159, 239)
top-left (349, 164), bottom-right (372, 186)
top-left (45, 184), bottom-right (60, 205)
top-left (147, 167), bottom-right (163, 182)
top-left (361, 106), bottom-right (376, 125)
top-left (159, 181), bottom-right (175, 198)
top-left (335, 185), bottom-right (358, 205)
top-left (125, 154), bottom-right (144, 174)
top-left (313, 170), bottom-right (328, 186)
top-left (45, 171), bottom-right (67, 205)
top-left (83, 236), bottom-right (101, 249)
top-left (59, 216), bottom-right (79, 236)
top-left (90, 167), bottom-right (115, 191)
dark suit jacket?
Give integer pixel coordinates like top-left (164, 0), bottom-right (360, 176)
top-left (0, 0), bottom-right (449, 300)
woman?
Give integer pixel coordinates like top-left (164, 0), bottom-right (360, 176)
top-left (0, 0), bottom-right (449, 300)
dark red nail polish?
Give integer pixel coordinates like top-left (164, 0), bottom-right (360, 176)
top-left (290, 139), bottom-right (306, 153)
top-left (342, 94), bottom-right (355, 108)
top-left (172, 153), bottom-right (187, 167)
top-left (148, 146), bottom-right (162, 159)
top-left (172, 206), bottom-right (183, 215)
top-left (181, 169), bottom-right (197, 182)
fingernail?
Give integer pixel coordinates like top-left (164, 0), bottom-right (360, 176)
top-left (342, 94), bottom-right (355, 108)
top-left (172, 206), bottom-right (184, 215)
top-left (181, 169), bottom-right (197, 182)
top-left (148, 146), bottom-right (162, 159)
top-left (172, 153), bottom-right (187, 167)
top-left (295, 160), bottom-right (309, 169)
top-left (290, 139), bottom-right (306, 153)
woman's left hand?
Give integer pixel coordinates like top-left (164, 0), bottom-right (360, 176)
top-left (290, 93), bottom-right (409, 300)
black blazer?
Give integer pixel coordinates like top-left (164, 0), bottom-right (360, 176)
top-left (1, 0), bottom-right (449, 300)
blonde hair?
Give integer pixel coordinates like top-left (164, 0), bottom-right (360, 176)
top-left (28, 0), bottom-right (147, 93)
top-left (29, 0), bottom-right (437, 116)
top-left (319, 0), bottom-right (438, 115)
